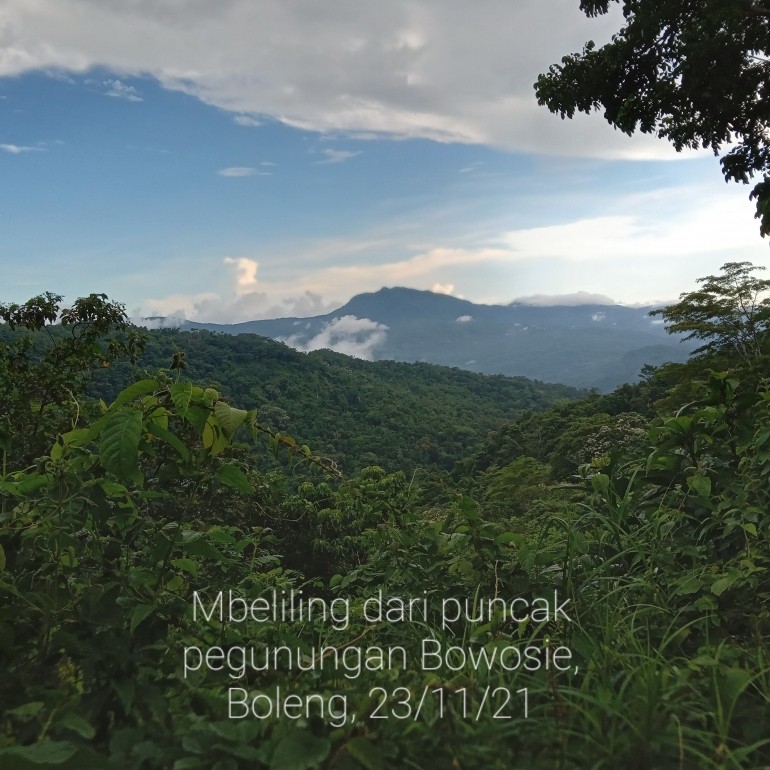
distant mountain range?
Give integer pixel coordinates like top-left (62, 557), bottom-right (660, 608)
top-left (174, 288), bottom-right (695, 391)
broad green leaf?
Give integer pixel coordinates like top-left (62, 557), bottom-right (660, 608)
top-left (52, 428), bottom-right (90, 460)
top-left (676, 575), bottom-right (703, 595)
top-left (218, 464), bottom-right (253, 495)
top-left (85, 413), bottom-right (110, 442)
top-left (211, 436), bottom-right (230, 457)
top-left (495, 532), bottom-right (523, 545)
top-left (741, 522), bottom-right (757, 537)
top-left (55, 713), bottom-right (96, 740)
top-left (8, 702), bottom-right (44, 719)
top-left (202, 416), bottom-right (229, 456)
top-left (173, 759), bottom-right (204, 770)
top-left (147, 409), bottom-right (169, 431)
top-left (151, 425), bottom-right (190, 462)
top-left (0, 740), bottom-right (78, 764)
top-left (170, 381), bottom-right (193, 418)
top-left (687, 475), bottom-right (711, 497)
top-left (214, 401), bottom-right (248, 438)
top-left (720, 667), bottom-right (753, 701)
top-left (244, 409), bottom-right (257, 436)
top-left (1, 473), bottom-right (50, 498)
top-left (712, 576), bottom-right (735, 597)
top-left (130, 604), bottom-right (155, 633)
top-left (346, 738), bottom-right (383, 770)
top-left (61, 428), bottom-right (91, 448)
top-left (100, 409), bottom-right (143, 481)
top-left (329, 574), bottom-right (343, 587)
top-left (186, 405), bottom-right (210, 437)
top-left (171, 558), bottom-right (198, 578)
top-left (270, 730), bottom-right (330, 770)
top-left (202, 418), bottom-right (216, 448)
top-left (111, 379), bottom-right (158, 410)
top-left (183, 539), bottom-right (227, 562)
top-left (98, 480), bottom-right (130, 498)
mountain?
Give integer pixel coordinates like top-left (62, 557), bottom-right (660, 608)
top-left (177, 288), bottom-right (695, 390)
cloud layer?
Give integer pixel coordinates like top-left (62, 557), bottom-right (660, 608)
top-left (0, 0), bottom-right (690, 158)
top-left (512, 291), bottom-right (616, 306)
top-left (139, 181), bottom-right (767, 322)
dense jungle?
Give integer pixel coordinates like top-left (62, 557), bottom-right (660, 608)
top-left (1, 258), bottom-right (770, 770)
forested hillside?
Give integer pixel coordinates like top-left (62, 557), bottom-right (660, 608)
top-left (90, 328), bottom-right (584, 473)
top-left (2, 262), bottom-right (770, 769)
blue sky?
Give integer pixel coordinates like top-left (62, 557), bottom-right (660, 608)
top-left (0, 0), bottom-right (767, 322)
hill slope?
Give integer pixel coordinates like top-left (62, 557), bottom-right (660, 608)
top-left (94, 328), bottom-right (586, 473)
top-left (180, 287), bottom-right (694, 390)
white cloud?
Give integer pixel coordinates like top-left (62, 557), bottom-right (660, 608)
top-left (218, 166), bottom-right (271, 176)
top-left (131, 314), bottom-right (186, 329)
top-left (280, 315), bottom-right (388, 359)
top-left (234, 114), bottom-right (261, 126)
top-left (142, 292), bottom-right (219, 319)
top-left (502, 189), bottom-right (761, 261)
top-left (432, 283), bottom-right (454, 294)
top-left (1, 143), bottom-right (43, 153)
top-left (0, 0), bottom-right (695, 158)
top-left (137, 182), bottom-right (768, 321)
top-left (456, 315), bottom-right (472, 322)
top-left (315, 149), bottom-right (362, 164)
top-left (104, 79), bottom-right (142, 100)
top-left (224, 256), bottom-right (259, 293)
top-left (512, 290), bottom-right (616, 306)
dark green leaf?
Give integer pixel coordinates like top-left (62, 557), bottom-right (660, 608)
top-left (100, 409), bottom-right (142, 481)
top-left (151, 425), bottom-right (190, 461)
top-left (130, 604), bottom-right (155, 633)
top-left (214, 401), bottom-right (248, 438)
top-left (55, 713), bottom-right (96, 740)
top-left (170, 382), bottom-right (193, 418)
top-left (218, 464), bottom-right (253, 495)
top-left (0, 741), bottom-right (78, 765)
top-left (111, 379), bottom-right (158, 410)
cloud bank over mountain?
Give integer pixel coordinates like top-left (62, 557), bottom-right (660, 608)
top-left (279, 315), bottom-right (389, 360)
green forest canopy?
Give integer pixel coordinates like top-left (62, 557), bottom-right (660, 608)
top-left (2, 261), bottom-right (770, 768)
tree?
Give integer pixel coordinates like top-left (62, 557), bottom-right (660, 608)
top-left (0, 292), bottom-right (145, 467)
top-left (535, 0), bottom-right (770, 236)
top-left (651, 261), bottom-right (770, 362)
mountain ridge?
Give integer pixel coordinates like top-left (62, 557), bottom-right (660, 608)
top-left (172, 287), bottom-right (694, 390)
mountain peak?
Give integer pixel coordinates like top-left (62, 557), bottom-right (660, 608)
top-left (336, 286), bottom-right (478, 322)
